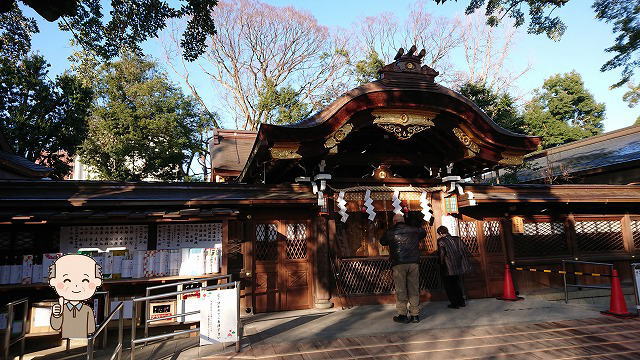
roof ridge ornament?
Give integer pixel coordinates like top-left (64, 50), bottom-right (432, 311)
top-left (380, 45), bottom-right (439, 87)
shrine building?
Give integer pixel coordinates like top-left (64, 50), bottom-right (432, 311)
top-left (2, 47), bottom-right (640, 315)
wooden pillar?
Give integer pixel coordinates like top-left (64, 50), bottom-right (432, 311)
top-left (431, 190), bottom-right (444, 230)
top-left (565, 213), bottom-right (577, 258)
top-left (242, 218), bottom-right (255, 313)
top-left (313, 215), bottom-right (332, 309)
top-left (622, 214), bottom-right (634, 254)
top-left (221, 219), bottom-right (229, 276)
top-left (501, 218), bottom-right (515, 263)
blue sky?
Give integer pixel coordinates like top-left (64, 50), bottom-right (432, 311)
top-left (24, 0), bottom-right (640, 132)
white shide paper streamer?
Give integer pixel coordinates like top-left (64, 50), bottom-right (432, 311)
top-left (364, 189), bottom-right (376, 221)
top-left (337, 191), bottom-right (349, 223)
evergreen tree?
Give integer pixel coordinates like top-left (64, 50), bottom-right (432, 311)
top-left (354, 50), bottom-right (385, 85)
top-left (458, 82), bottom-right (525, 134)
top-left (523, 71), bottom-right (605, 149)
top-left (0, 54), bottom-right (93, 179)
top-left (257, 78), bottom-right (311, 125)
top-left (79, 54), bottom-right (214, 181)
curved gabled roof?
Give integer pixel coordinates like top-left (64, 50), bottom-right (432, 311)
top-left (240, 46), bottom-right (541, 182)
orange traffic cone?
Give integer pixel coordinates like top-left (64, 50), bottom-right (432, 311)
top-left (497, 264), bottom-right (524, 301)
top-left (600, 269), bottom-right (637, 319)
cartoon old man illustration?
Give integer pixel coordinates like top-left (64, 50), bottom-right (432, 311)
top-left (48, 254), bottom-right (103, 339)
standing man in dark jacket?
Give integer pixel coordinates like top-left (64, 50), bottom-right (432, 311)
top-left (380, 213), bottom-right (426, 323)
top-left (437, 225), bottom-right (472, 309)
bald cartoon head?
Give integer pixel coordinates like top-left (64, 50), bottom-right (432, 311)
top-left (48, 254), bottom-right (103, 302)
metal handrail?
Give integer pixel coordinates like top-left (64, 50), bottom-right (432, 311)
top-left (562, 260), bottom-right (614, 267)
top-left (146, 274), bottom-right (231, 291)
top-left (146, 311), bottom-right (199, 323)
top-left (3, 298), bottom-right (28, 360)
top-left (631, 263), bottom-right (640, 315)
top-left (94, 291), bottom-right (110, 349)
top-left (143, 274), bottom-right (231, 341)
top-left (130, 282), bottom-right (241, 360)
top-left (562, 259), bottom-right (614, 303)
top-left (87, 302), bottom-right (124, 360)
top-left (63, 292), bottom-right (110, 352)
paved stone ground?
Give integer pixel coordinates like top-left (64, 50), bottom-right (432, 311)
top-left (12, 296), bottom-right (639, 360)
top-left (206, 317), bottom-right (640, 360)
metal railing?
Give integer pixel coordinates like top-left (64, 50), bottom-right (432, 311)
top-left (130, 281), bottom-right (241, 360)
top-left (66, 291), bottom-right (110, 351)
top-left (631, 263), bottom-right (640, 315)
top-left (143, 274), bottom-right (232, 342)
top-left (94, 291), bottom-right (111, 350)
top-left (562, 260), bottom-right (613, 304)
top-left (2, 298), bottom-right (28, 360)
top-left (87, 301), bottom-right (125, 360)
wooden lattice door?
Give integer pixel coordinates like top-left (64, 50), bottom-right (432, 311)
top-left (253, 221), bottom-right (311, 312)
top-left (458, 220), bottom-right (488, 298)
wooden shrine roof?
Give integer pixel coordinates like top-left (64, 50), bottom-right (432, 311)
top-left (458, 184), bottom-right (640, 207)
top-left (512, 125), bottom-right (640, 183)
top-left (0, 129), bottom-right (53, 179)
top-left (210, 129), bottom-right (257, 177)
top-left (240, 46), bottom-right (541, 183)
top-left (0, 180), bottom-right (315, 209)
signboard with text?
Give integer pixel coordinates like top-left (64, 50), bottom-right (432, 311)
top-left (199, 288), bottom-right (238, 345)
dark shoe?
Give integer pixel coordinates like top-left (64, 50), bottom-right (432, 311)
top-left (459, 303), bottom-right (466, 307)
top-left (409, 315), bottom-right (420, 323)
top-left (447, 304), bottom-right (460, 309)
top-left (393, 315), bottom-right (410, 323)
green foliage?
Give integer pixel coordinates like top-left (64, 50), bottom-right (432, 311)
top-left (623, 83), bottom-right (640, 108)
top-left (67, 43), bottom-right (102, 88)
top-left (1, 0), bottom-right (217, 62)
top-left (434, 0), bottom-right (569, 40)
top-left (79, 54), bottom-right (214, 181)
top-left (354, 50), bottom-right (385, 85)
top-left (458, 82), bottom-right (525, 133)
top-left (436, 1), bottom-right (640, 88)
top-left (523, 71), bottom-right (605, 148)
top-left (257, 78), bottom-right (311, 125)
top-left (0, 2), bottom-right (38, 60)
top-left (593, 0), bottom-right (640, 87)
top-left (0, 54), bottom-right (93, 179)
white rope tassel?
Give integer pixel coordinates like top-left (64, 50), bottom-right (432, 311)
top-left (364, 189), bottom-right (376, 221)
top-left (392, 189), bottom-right (403, 215)
top-left (337, 191), bottom-right (349, 223)
top-left (420, 191), bottom-right (432, 222)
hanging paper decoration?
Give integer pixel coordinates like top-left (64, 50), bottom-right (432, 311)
top-left (466, 191), bottom-right (477, 206)
top-left (392, 189), bottom-right (403, 215)
top-left (443, 175), bottom-right (464, 195)
top-left (364, 189), bottom-right (376, 221)
top-left (420, 191), bottom-right (432, 222)
top-left (337, 191), bottom-right (349, 223)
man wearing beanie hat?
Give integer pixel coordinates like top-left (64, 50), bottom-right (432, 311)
top-left (380, 213), bottom-right (426, 323)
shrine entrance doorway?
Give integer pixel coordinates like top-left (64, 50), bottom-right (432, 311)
top-left (253, 221), bottom-right (312, 313)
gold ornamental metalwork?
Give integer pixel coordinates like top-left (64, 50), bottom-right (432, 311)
top-left (270, 146), bottom-right (302, 159)
top-left (452, 127), bottom-right (480, 155)
top-left (498, 152), bottom-right (524, 166)
top-left (372, 110), bottom-right (437, 140)
top-left (324, 123), bottom-right (354, 149)
top-left (377, 124), bottom-right (431, 140)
